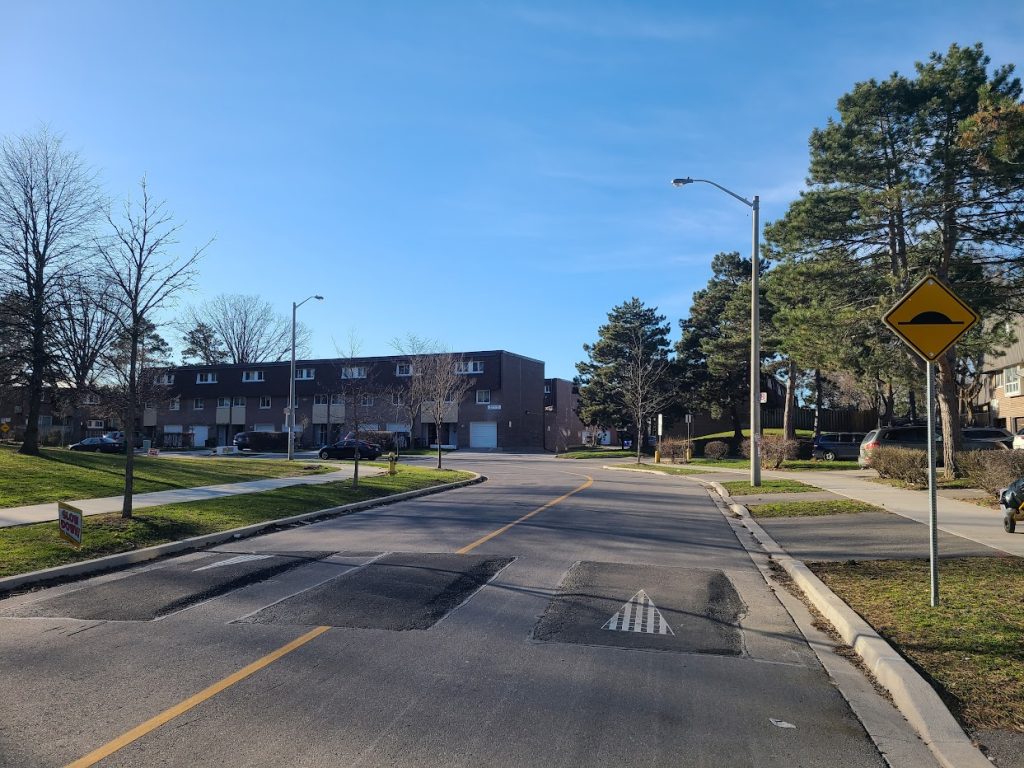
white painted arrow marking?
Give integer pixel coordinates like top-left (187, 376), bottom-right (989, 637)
top-left (193, 554), bottom-right (274, 571)
top-left (602, 590), bottom-right (674, 635)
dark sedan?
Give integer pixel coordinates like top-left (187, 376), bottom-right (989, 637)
top-left (69, 436), bottom-right (124, 453)
top-left (318, 439), bottom-right (382, 461)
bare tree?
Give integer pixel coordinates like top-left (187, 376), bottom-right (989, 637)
top-left (619, 327), bottom-right (673, 464)
top-left (183, 293), bottom-right (310, 364)
top-left (419, 351), bottom-right (475, 470)
top-left (390, 333), bottom-right (439, 455)
top-left (98, 178), bottom-right (206, 518)
top-left (0, 128), bottom-right (103, 454)
top-left (50, 274), bottom-right (121, 442)
top-left (333, 333), bottom-right (381, 489)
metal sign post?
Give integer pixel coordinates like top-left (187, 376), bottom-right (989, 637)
top-left (925, 362), bottom-right (939, 607)
top-left (883, 274), bottom-right (979, 608)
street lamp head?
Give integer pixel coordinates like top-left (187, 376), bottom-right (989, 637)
top-left (314, 295), bottom-right (324, 301)
top-left (671, 178), bottom-right (693, 187)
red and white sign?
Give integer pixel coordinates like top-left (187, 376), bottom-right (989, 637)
top-left (58, 502), bottom-right (83, 546)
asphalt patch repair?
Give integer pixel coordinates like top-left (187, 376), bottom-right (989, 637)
top-left (534, 561), bottom-right (744, 655)
top-left (8, 550), bottom-right (336, 621)
top-left (244, 553), bottom-right (514, 630)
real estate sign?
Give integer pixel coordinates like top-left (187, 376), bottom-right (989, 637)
top-left (57, 502), bottom-right (83, 546)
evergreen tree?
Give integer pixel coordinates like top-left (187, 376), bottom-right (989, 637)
top-left (576, 298), bottom-right (672, 452)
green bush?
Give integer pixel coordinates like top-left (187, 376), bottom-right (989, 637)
top-left (704, 440), bottom-right (730, 460)
top-left (660, 438), bottom-right (691, 463)
top-left (740, 435), bottom-right (799, 469)
top-left (955, 450), bottom-right (1024, 496)
top-left (871, 446), bottom-right (927, 485)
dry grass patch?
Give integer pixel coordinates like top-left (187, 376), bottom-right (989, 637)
top-left (809, 557), bottom-right (1024, 732)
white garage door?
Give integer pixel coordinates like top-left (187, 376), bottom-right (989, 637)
top-left (469, 421), bottom-right (497, 448)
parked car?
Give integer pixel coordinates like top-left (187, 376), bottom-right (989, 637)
top-left (812, 432), bottom-right (867, 461)
top-left (69, 436), bottom-right (124, 453)
top-left (318, 439), bottom-right (382, 461)
top-left (961, 426), bottom-right (1013, 449)
top-left (1014, 428), bottom-right (1024, 451)
top-left (233, 431), bottom-right (290, 452)
top-left (859, 426), bottom-right (1011, 467)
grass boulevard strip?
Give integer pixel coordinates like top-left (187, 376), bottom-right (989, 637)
top-left (57, 470), bottom-right (593, 767)
top-left (0, 465), bottom-right (471, 578)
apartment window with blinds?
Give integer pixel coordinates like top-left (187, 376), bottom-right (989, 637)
top-left (1005, 366), bottom-right (1020, 396)
top-left (242, 370), bottom-right (265, 382)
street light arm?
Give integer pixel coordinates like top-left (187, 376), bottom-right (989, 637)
top-left (294, 294), bottom-right (324, 311)
top-left (672, 177), bottom-right (754, 208)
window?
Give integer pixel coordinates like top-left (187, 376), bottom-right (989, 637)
top-left (993, 371), bottom-right (1004, 389)
top-left (314, 394), bottom-right (328, 405)
top-left (242, 370), bottom-right (265, 383)
top-left (392, 393), bottom-right (404, 406)
top-left (259, 396), bottom-right (272, 409)
top-left (169, 396), bottom-right (180, 411)
top-left (155, 373), bottom-right (175, 385)
top-left (444, 393), bottom-right (455, 404)
top-left (1005, 366), bottom-right (1020, 397)
top-left (232, 396), bottom-right (246, 407)
top-left (331, 394), bottom-right (344, 405)
top-left (217, 397), bottom-right (231, 407)
top-left (341, 366), bottom-right (367, 379)
top-left (82, 393), bottom-right (100, 405)
top-left (360, 394), bottom-right (374, 407)
top-left (544, 384), bottom-right (551, 395)
top-left (476, 389), bottom-right (491, 404)
top-left (296, 368), bottom-right (315, 380)
top-left (396, 363), bottom-right (412, 377)
top-left (196, 372), bottom-right (217, 384)
top-left (193, 398), bottom-right (205, 410)
top-left (456, 360), bottom-right (485, 374)
top-left (86, 419), bottom-right (104, 429)
top-left (143, 402), bottom-right (154, 410)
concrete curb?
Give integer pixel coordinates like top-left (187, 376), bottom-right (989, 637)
top-left (0, 472), bottom-right (485, 596)
top-left (699, 478), bottom-right (989, 768)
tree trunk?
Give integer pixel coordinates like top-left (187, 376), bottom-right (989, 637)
top-left (122, 328), bottom-right (139, 519)
top-left (19, 297), bottom-right (47, 456)
top-left (436, 420), bottom-right (443, 469)
top-left (782, 360), bottom-right (798, 440)
top-left (908, 388), bottom-right (917, 423)
top-left (353, 450), bottom-right (360, 489)
top-left (813, 369), bottom-right (822, 441)
top-left (936, 353), bottom-right (961, 479)
top-left (731, 403), bottom-right (743, 440)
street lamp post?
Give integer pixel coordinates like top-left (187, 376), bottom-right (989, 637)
top-left (672, 177), bottom-right (761, 487)
top-left (288, 294), bottom-right (324, 461)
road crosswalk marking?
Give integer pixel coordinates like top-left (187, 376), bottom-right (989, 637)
top-left (602, 590), bottom-right (674, 635)
top-left (193, 554), bottom-right (274, 572)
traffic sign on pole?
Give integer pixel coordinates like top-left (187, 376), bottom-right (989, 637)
top-left (883, 274), bottom-right (979, 361)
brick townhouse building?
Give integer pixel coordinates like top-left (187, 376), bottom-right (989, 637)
top-left (0, 350), bottom-right (547, 451)
top-left (974, 318), bottom-right (1024, 434)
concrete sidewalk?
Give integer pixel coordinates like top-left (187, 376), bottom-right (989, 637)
top-left (683, 463), bottom-right (1024, 557)
top-left (0, 465), bottom-right (384, 528)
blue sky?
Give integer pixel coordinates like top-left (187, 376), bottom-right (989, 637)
top-left (5, 1), bottom-right (1023, 378)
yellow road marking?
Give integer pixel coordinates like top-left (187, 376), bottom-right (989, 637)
top-left (65, 625), bottom-right (331, 768)
top-left (67, 474), bottom-right (593, 766)
top-left (456, 474), bottom-right (593, 554)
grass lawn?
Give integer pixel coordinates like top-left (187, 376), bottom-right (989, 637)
top-left (810, 557), bottom-right (1024, 732)
top-left (0, 465), bottom-right (474, 579)
top-left (556, 449), bottom-right (636, 460)
top-left (688, 458), bottom-right (861, 471)
top-left (0, 445), bottom-right (334, 508)
top-left (719, 478), bottom-right (818, 495)
top-left (747, 499), bottom-right (884, 518)
top-left (611, 463), bottom-right (703, 476)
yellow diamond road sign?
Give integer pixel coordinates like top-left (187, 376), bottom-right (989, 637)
top-left (883, 275), bottom-right (979, 361)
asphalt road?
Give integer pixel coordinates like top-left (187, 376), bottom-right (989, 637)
top-left (0, 453), bottom-right (929, 767)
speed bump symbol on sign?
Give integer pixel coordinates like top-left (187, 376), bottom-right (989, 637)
top-left (883, 274), bottom-right (979, 361)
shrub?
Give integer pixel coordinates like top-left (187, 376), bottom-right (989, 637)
top-left (659, 438), bottom-right (692, 463)
top-left (955, 450), bottom-right (1024, 496)
top-left (42, 430), bottom-right (64, 447)
top-left (871, 446), bottom-right (927, 485)
top-left (704, 440), bottom-right (730, 460)
top-left (741, 435), bottom-right (799, 469)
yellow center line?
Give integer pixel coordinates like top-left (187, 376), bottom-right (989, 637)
top-left (66, 473), bottom-right (594, 766)
top-left (456, 474), bottom-right (594, 554)
top-left (65, 625), bottom-right (331, 768)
